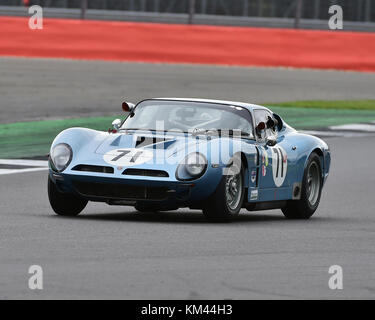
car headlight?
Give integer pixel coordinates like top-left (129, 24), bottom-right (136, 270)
top-left (50, 143), bottom-right (72, 172)
top-left (176, 153), bottom-right (207, 180)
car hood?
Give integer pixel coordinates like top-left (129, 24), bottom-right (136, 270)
top-left (94, 131), bottom-right (210, 160)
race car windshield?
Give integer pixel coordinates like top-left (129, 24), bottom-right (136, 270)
top-left (121, 100), bottom-right (254, 137)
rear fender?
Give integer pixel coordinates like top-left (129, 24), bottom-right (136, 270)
top-left (295, 138), bottom-right (330, 185)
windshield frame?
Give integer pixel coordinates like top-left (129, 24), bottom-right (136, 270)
top-left (120, 99), bottom-right (255, 140)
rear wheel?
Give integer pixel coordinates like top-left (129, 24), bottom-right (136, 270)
top-left (282, 153), bottom-right (322, 219)
top-left (48, 176), bottom-right (87, 216)
top-left (202, 160), bottom-right (245, 221)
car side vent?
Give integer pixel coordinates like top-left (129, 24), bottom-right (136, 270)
top-left (72, 164), bottom-right (114, 174)
top-left (123, 168), bottom-right (169, 178)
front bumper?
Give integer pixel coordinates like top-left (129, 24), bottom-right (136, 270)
top-left (49, 169), bottom-right (219, 208)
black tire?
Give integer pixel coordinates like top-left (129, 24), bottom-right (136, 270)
top-left (202, 159), bottom-right (245, 222)
top-left (282, 152), bottom-right (323, 219)
top-left (48, 176), bottom-right (87, 216)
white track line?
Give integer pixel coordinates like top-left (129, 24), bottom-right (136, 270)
top-left (300, 130), bottom-right (373, 138)
top-left (0, 159), bottom-right (48, 167)
top-left (329, 123), bottom-right (375, 132)
top-left (0, 167), bottom-right (48, 176)
top-left (0, 159), bottom-right (48, 175)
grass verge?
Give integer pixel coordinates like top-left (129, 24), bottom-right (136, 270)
top-left (268, 106), bottom-right (375, 129)
top-left (0, 116), bottom-right (121, 159)
top-left (265, 100), bottom-right (375, 110)
top-left (1, 100), bottom-right (375, 159)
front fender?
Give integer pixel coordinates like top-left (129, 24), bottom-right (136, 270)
top-left (51, 128), bottom-right (107, 167)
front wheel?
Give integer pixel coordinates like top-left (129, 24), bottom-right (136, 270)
top-left (202, 160), bottom-right (245, 221)
top-left (48, 176), bottom-right (87, 216)
top-left (282, 153), bottom-right (322, 219)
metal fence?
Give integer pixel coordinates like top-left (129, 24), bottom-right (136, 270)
top-left (2, 0), bottom-right (375, 23)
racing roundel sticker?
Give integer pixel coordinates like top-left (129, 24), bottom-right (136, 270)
top-left (271, 146), bottom-right (288, 187)
top-left (103, 148), bottom-right (153, 167)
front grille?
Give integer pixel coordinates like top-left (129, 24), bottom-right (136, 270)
top-left (73, 181), bottom-right (168, 200)
top-left (72, 165), bottom-right (114, 174)
top-left (123, 168), bottom-right (169, 178)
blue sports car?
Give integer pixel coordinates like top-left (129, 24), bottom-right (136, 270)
top-left (48, 98), bottom-right (331, 221)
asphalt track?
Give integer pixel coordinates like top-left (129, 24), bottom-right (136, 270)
top-left (1, 58), bottom-right (375, 299)
top-left (1, 135), bottom-right (375, 299)
top-left (1, 57), bottom-right (375, 124)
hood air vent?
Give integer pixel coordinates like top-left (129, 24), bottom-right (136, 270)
top-left (122, 168), bottom-right (169, 178)
top-left (72, 165), bottom-right (114, 174)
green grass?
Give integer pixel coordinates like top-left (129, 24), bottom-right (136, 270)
top-left (0, 115), bottom-right (122, 159)
top-left (1, 99), bottom-right (375, 159)
top-left (265, 100), bottom-right (375, 110)
top-left (268, 106), bottom-right (375, 129)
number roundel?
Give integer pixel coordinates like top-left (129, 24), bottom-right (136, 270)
top-left (103, 148), bottom-right (153, 166)
top-left (271, 146), bottom-right (288, 187)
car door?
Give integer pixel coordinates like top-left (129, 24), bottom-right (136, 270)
top-left (253, 109), bottom-right (293, 201)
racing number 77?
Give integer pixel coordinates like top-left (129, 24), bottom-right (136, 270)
top-left (272, 147), bottom-right (285, 178)
top-left (111, 150), bottom-right (143, 163)
top-left (111, 150), bottom-right (130, 162)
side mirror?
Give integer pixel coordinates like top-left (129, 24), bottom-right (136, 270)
top-left (266, 137), bottom-right (277, 146)
top-left (112, 119), bottom-right (122, 131)
top-left (122, 101), bottom-right (135, 113)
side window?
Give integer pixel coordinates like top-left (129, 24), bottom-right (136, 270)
top-left (254, 110), bottom-right (276, 141)
top-left (237, 117), bottom-right (253, 138)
